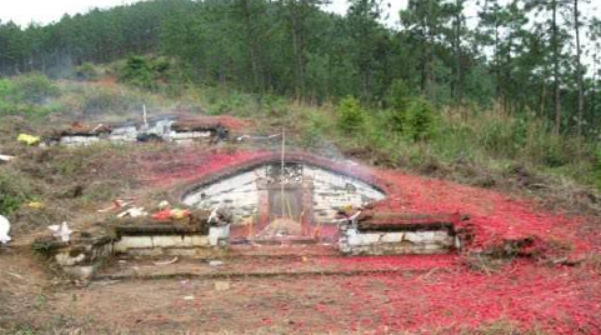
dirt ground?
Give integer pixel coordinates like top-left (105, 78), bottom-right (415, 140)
top-left (2, 116), bottom-right (601, 335)
top-left (2, 248), bottom-right (601, 335)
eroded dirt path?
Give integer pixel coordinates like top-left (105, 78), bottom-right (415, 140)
top-left (39, 259), bottom-right (601, 334)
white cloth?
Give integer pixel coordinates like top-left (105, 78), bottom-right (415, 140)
top-left (0, 215), bottom-right (11, 244)
top-left (49, 222), bottom-right (72, 242)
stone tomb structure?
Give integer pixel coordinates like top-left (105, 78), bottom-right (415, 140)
top-left (34, 153), bottom-right (466, 281)
top-left (43, 116), bottom-right (229, 146)
top-left (181, 156), bottom-right (386, 243)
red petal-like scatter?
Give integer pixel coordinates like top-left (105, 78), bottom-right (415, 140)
top-left (142, 149), bottom-right (600, 257)
top-left (134, 150), bottom-right (601, 334)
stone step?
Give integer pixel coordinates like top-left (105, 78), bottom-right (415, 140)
top-left (94, 253), bottom-right (459, 282)
top-left (228, 243), bottom-right (340, 257)
top-left (94, 267), bottom-right (433, 281)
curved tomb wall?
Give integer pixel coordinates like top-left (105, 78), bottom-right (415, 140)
top-left (182, 163), bottom-right (386, 225)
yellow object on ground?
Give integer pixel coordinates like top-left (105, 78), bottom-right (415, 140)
top-left (17, 134), bottom-right (41, 145)
top-left (27, 201), bottom-right (44, 209)
top-left (170, 209), bottom-right (190, 220)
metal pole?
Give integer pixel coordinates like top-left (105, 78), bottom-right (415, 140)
top-left (281, 128), bottom-right (286, 219)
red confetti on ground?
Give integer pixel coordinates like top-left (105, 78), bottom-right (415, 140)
top-left (122, 149), bottom-right (601, 334)
top-left (141, 149), bottom-right (601, 258)
top-left (312, 261), bottom-right (601, 334)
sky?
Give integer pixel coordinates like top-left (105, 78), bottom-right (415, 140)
top-left (0, 0), bottom-right (147, 26)
top-left (0, 0), bottom-right (599, 71)
top-left (3, 0), bottom-right (399, 27)
top-left (0, 0), bottom-right (598, 28)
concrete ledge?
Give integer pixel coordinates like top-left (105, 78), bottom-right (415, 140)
top-left (113, 235), bottom-right (210, 252)
top-left (339, 221), bottom-right (458, 256)
top-left (94, 267), bottom-right (439, 282)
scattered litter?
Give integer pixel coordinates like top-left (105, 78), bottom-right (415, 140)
top-left (157, 200), bottom-right (170, 210)
top-left (98, 199), bottom-right (131, 213)
top-left (236, 133), bottom-right (281, 142)
top-left (0, 215), bottom-right (11, 244)
top-left (170, 208), bottom-right (189, 220)
top-left (209, 260), bottom-right (224, 267)
top-left (153, 257), bottom-right (179, 266)
top-left (118, 260), bottom-right (128, 265)
top-left (207, 207), bottom-right (232, 226)
top-left (208, 206), bottom-right (219, 224)
top-left (117, 207), bottom-right (148, 218)
top-left (151, 208), bottom-right (190, 221)
top-left (17, 133), bottom-right (41, 145)
top-left (1, 270), bottom-right (24, 280)
top-left (91, 123), bottom-right (104, 132)
top-left (27, 201), bottom-right (44, 209)
top-left (48, 222), bottom-right (73, 242)
top-left (214, 281), bottom-right (230, 291)
top-left (183, 295), bottom-right (195, 301)
top-left (92, 279), bottom-right (121, 287)
top-left (0, 154), bottom-right (14, 162)
top-left (151, 210), bottom-right (172, 221)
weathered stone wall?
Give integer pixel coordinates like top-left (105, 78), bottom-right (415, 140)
top-left (37, 235), bottom-right (114, 280)
top-left (182, 164), bottom-right (386, 225)
top-left (48, 120), bottom-right (221, 147)
top-left (113, 225), bottom-right (230, 256)
top-left (183, 169), bottom-right (264, 225)
top-left (338, 221), bottom-right (458, 255)
top-left (113, 235), bottom-right (210, 256)
top-left (305, 165), bottom-right (385, 222)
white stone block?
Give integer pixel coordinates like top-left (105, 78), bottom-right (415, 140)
top-left (113, 236), bottom-right (153, 252)
top-left (381, 232), bottom-right (406, 243)
top-left (209, 224), bottom-right (230, 246)
top-left (60, 136), bottom-right (100, 146)
top-left (152, 235), bottom-right (192, 248)
top-left (55, 252), bottom-right (86, 266)
top-left (62, 265), bottom-right (95, 279)
top-left (190, 235), bottom-right (210, 246)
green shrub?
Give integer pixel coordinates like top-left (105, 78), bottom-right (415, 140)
top-left (119, 55), bottom-right (153, 89)
top-left (386, 79), bottom-right (411, 132)
top-left (537, 135), bottom-right (575, 168)
top-left (0, 170), bottom-right (32, 215)
top-left (406, 97), bottom-right (437, 141)
top-left (74, 62), bottom-right (100, 81)
top-left (477, 116), bottom-right (525, 158)
top-left (0, 79), bottom-right (15, 114)
top-left (0, 78), bottom-right (14, 97)
top-left (82, 88), bottom-right (136, 115)
top-left (12, 73), bottom-right (60, 104)
top-left (150, 57), bottom-right (171, 79)
top-left (594, 149), bottom-right (601, 191)
top-left (301, 111), bottom-right (328, 148)
top-left (337, 96), bottom-right (365, 133)
top-left (263, 94), bottom-right (288, 117)
top-left (0, 76), bottom-right (60, 116)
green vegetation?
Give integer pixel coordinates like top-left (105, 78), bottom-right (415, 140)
top-left (0, 0), bottom-right (600, 195)
top-left (1, 0), bottom-right (599, 138)
top-left (405, 98), bottom-right (437, 142)
top-left (0, 71), bottom-right (596, 193)
top-left (119, 55), bottom-right (154, 89)
top-left (337, 96), bottom-right (365, 133)
top-left (0, 73), bottom-right (60, 116)
top-left (0, 169), bottom-right (32, 215)
top-left (74, 62), bottom-right (101, 81)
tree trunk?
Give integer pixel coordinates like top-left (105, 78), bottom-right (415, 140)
top-left (592, 44), bottom-right (598, 129)
top-left (289, 0), bottom-right (305, 101)
top-left (574, 0), bottom-right (584, 136)
top-left (552, 0), bottom-right (562, 135)
top-left (453, 0), bottom-right (463, 105)
top-left (241, 0), bottom-right (262, 93)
